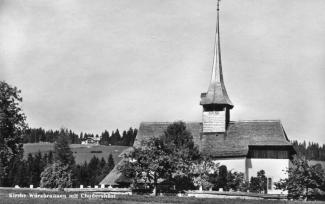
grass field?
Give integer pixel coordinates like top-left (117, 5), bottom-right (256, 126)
top-left (23, 143), bottom-right (130, 164)
top-left (1, 194), bottom-right (325, 204)
top-left (1, 188), bottom-right (325, 204)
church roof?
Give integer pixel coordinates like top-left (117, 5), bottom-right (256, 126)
top-left (99, 162), bottom-right (132, 186)
top-left (99, 164), bottom-right (122, 186)
top-left (100, 120), bottom-right (294, 185)
top-left (100, 147), bottom-right (133, 186)
top-left (134, 120), bottom-right (293, 157)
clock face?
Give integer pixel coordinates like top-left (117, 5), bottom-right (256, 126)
top-left (202, 111), bottom-right (225, 133)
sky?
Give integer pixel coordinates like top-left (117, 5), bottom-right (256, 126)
top-left (0, 0), bottom-right (324, 144)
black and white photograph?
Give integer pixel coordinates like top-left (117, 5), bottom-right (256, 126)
top-left (0, 0), bottom-right (325, 203)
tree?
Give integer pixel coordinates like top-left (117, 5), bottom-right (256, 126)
top-left (162, 121), bottom-right (200, 179)
top-left (275, 157), bottom-right (325, 200)
top-left (216, 165), bottom-right (228, 190)
top-left (54, 129), bottom-right (75, 168)
top-left (249, 170), bottom-right (267, 193)
top-left (100, 130), bottom-right (110, 145)
top-left (88, 156), bottom-right (101, 186)
top-left (73, 161), bottom-right (89, 187)
top-left (110, 129), bottom-right (121, 145)
top-left (0, 81), bottom-right (27, 186)
top-left (47, 151), bottom-right (54, 164)
top-left (120, 121), bottom-right (202, 194)
top-left (190, 156), bottom-right (218, 190)
top-left (40, 162), bottom-right (72, 190)
top-left (97, 154), bottom-right (115, 184)
top-left (29, 151), bottom-right (44, 187)
top-left (227, 171), bottom-right (245, 191)
top-left (120, 137), bottom-right (171, 195)
top-left (292, 140), bottom-right (325, 161)
top-left (106, 154), bottom-right (115, 172)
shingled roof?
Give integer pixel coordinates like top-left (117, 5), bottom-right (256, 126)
top-left (100, 120), bottom-right (294, 185)
top-left (134, 120), bottom-right (292, 157)
top-left (99, 161), bottom-right (132, 186)
top-left (133, 122), bottom-right (202, 149)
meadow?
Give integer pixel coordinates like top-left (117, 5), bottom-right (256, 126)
top-left (23, 143), bottom-right (130, 164)
top-left (1, 188), bottom-right (325, 204)
top-left (1, 194), bottom-right (325, 204)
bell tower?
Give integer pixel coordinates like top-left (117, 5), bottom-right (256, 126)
top-left (200, 0), bottom-right (233, 133)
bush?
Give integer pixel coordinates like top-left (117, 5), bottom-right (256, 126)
top-left (249, 170), bottom-right (267, 193)
top-left (227, 171), bottom-right (245, 191)
top-left (275, 157), bottom-right (325, 200)
top-left (40, 162), bottom-right (72, 190)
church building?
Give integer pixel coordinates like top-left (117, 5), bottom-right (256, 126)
top-left (101, 1), bottom-right (296, 194)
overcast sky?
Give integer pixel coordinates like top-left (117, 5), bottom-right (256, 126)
top-left (1, 0), bottom-right (324, 144)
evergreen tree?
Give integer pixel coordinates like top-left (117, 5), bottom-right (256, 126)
top-left (88, 156), bottom-right (101, 186)
top-left (216, 165), bottom-right (228, 190)
top-left (100, 153), bottom-right (115, 182)
top-left (7, 156), bottom-right (23, 187)
top-left (15, 161), bottom-right (29, 187)
top-left (47, 151), bottom-right (54, 164)
top-left (27, 151), bottom-right (45, 187)
top-left (79, 132), bottom-right (84, 141)
top-left (80, 161), bottom-right (89, 186)
top-left (292, 140), bottom-right (325, 161)
top-left (110, 129), bottom-right (121, 145)
top-left (54, 129), bottom-right (75, 168)
top-left (73, 161), bottom-right (90, 187)
top-left (100, 130), bottom-right (110, 145)
top-left (107, 154), bottom-right (115, 171)
top-left (121, 130), bottom-right (128, 146)
top-left (100, 157), bottom-right (106, 169)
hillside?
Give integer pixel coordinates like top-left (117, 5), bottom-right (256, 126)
top-left (23, 143), bottom-right (130, 164)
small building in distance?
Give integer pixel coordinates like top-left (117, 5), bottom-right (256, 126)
top-left (100, 2), bottom-right (296, 194)
top-left (81, 136), bottom-right (100, 145)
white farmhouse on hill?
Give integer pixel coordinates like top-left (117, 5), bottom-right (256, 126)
top-left (81, 136), bottom-right (100, 145)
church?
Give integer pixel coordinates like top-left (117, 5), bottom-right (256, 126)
top-left (101, 1), bottom-right (296, 194)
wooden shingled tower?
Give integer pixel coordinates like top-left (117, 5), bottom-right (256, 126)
top-left (200, 0), bottom-right (233, 133)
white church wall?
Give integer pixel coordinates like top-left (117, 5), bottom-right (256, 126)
top-left (246, 158), bottom-right (289, 194)
top-left (213, 157), bottom-right (246, 174)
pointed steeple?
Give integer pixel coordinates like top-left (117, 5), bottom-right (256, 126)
top-left (200, 0), bottom-right (233, 108)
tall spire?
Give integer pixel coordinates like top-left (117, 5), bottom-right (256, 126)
top-left (200, 0), bottom-right (233, 108)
